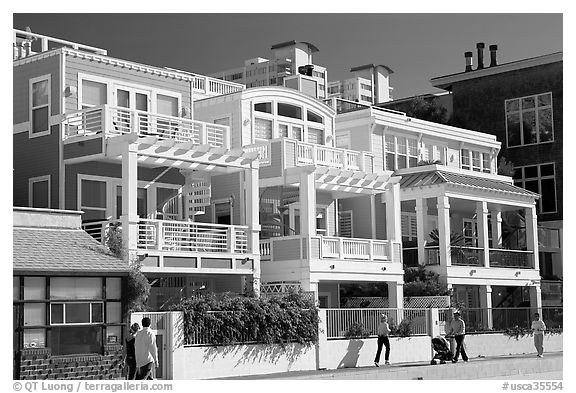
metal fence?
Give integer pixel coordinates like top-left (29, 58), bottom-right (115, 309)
top-left (325, 308), bottom-right (429, 339)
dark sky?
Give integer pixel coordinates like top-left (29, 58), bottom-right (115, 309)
top-left (13, 13), bottom-right (562, 99)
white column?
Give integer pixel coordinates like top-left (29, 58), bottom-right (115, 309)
top-left (491, 209), bottom-right (503, 248)
top-left (121, 143), bottom-right (139, 263)
top-left (529, 285), bottom-right (542, 316)
top-left (525, 206), bottom-right (539, 270)
top-left (476, 201), bottom-right (490, 268)
top-left (244, 166), bottom-right (260, 296)
top-left (299, 169), bottom-right (316, 236)
top-left (437, 196), bottom-right (451, 266)
top-left (479, 285), bottom-right (493, 329)
top-left (415, 198), bottom-right (427, 266)
top-left (385, 183), bottom-right (401, 241)
top-left (387, 281), bottom-right (404, 326)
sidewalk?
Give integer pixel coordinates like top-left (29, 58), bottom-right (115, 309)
top-left (219, 352), bottom-right (563, 380)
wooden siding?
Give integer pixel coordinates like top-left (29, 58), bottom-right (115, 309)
top-left (13, 54), bottom-right (61, 123)
top-left (194, 97), bottom-right (242, 148)
top-left (64, 161), bottom-right (183, 210)
top-left (13, 125), bottom-right (61, 209)
top-left (339, 196), bottom-right (372, 239)
top-left (195, 172), bottom-right (242, 225)
top-left (64, 55), bottom-right (192, 117)
top-left (272, 238), bottom-right (302, 261)
top-left (63, 138), bottom-right (103, 159)
top-left (371, 127), bottom-right (385, 173)
top-left (259, 142), bottom-right (283, 179)
top-left (375, 199), bottom-right (387, 239)
top-left (310, 237), bottom-right (320, 259)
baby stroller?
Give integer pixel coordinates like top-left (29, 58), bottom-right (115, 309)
top-left (430, 336), bottom-right (453, 365)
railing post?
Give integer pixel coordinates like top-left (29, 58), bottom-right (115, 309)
top-left (228, 226), bottom-right (236, 253)
top-left (368, 239), bottom-right (374, 261)
top-left (359, 152), bottom-right (366, 171)
top-left (311, 143), bottom-right (317, 165)
top-left (41, 37), bottom-right (49, 52)
top-left (338, 237), bottom-right (344, 259)
top-left (100, 223), bottom-right (107, 245)
top-left (103, 106), bottom-right (111, 135)
top-left (388, 241), bottom-right (395, 262)
top-left (132, 110), bottom-right (139, 136)
top-left (200, 123), bottom-right (208, 145)
top-left (157, 221), bottom-right (164, 251)
top-left (341, 151), bottom-right (348, 170)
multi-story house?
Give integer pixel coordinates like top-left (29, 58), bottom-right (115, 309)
top-left (13, 29), bottom-right (261, 310)
top-left (430, 45), bottom-right (562, 306)
top-left (328, 64), bottom-right (394, 105)
top-left (209, 40), bottom-right (328, 100)
top-left (194, 86), bottom-right (405, 309)
top-left (326, 98), bottom-right (542, 329)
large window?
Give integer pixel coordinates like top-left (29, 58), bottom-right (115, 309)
top-left (385, 135), bottom-right (418, 170)
top-left (277, 103), bottom-right (302, 120)
top-left (254, 118), bottom-right (273, 140)
top-left (29, 75), bottom-right (51, 137)
top-left (513, 163), bottom-right (557, 214)
top-left (505, 92), bottom-right (554, 147)
top-left (461, 149), bottom-right (491, 173)
top-left (81, 79), bottom-right (107, 109)
top-left (80, 179), bottom-right (107, 221)
top-left (29, 175), bottom-right (50, 208)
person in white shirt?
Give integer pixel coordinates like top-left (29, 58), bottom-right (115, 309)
top-left (374, 314), bottom-right (391, 366)
top-left (531, 312), bottom-right (547, 357)
top-left (447, 311), bottom-right (469, 363)
top-left (135, 317), bottom-right (159, 379)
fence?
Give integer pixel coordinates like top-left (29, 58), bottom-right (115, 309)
top-left (324, 308), bottom-right (429, 339)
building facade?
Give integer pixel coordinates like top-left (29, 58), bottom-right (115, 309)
top-left (328, 64), bottom-right (394, 105)
top-left (430, 45), bottom-right (562, 305)
top-left (209, 40), bottom-right (328, 100)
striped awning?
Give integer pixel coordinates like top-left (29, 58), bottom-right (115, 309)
top-left (399, 170), bottom-right (539, 198)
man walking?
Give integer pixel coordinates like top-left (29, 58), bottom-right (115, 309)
top-left (448, 311), bottom-right (468, 363)
top-left (531, 312), bottom-right (546, 357)
top-left (135, 317), bottom-right (159, 379)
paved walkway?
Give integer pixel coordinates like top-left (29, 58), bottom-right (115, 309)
top-left (220, 352), bottom-right (563, 380)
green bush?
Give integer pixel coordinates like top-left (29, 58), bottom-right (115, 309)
top-left (344, 322), bottom-right (371, 339)
top-left (169, 291), bottom-right (320, 346)
top-left (390, 319), bottom-right (412, 337)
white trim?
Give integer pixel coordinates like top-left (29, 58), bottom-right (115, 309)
top-left (29, 74), bottom-right (52, 138)
top-left (28, 175), bottom-right (51, 208)
top-left (59, 51), bottom-right (66, 209)
top-left (13, 122), bottom-right (29, 134)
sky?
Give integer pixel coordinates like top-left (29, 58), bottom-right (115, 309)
top-left (12, 13), bottom-right (563, 100)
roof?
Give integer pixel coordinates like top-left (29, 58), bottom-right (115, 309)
top-left (399, 170), bottom-right (540, 198)
top-left (270, 40), bottom-right (319, 53)
top-left (431, 52), bottom-right (562, 90)
top-left (13, 227), bottom-right (130, 275)
top-left (350, 63), bottom-right (395, 75)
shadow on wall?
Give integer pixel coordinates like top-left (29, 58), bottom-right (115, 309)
top-left (337, 339), bottom-right (364, 369)
top-left (201, 342), bottom-right (312, 368)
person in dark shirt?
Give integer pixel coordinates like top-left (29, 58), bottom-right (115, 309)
top-left (123, 323), bottom-right (140, 380)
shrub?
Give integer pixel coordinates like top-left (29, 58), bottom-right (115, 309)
top-left (169, 291), bottom-right (319, 346)
top-left (390, 319), bottom-right (412, 337)
top-left (344, 322), bottom-right (371, 339)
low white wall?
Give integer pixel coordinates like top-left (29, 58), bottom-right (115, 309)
top-left (464, 333), bottom-right (563, 358)
top-left (172, 342), bottom-right (317, 379)
top-left (319, 336), bottom-right (432, 369)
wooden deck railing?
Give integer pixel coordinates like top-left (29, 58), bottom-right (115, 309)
top-left (63, 105), bottom-right (231, 148)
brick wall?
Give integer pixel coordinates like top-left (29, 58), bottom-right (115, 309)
top-left (17, 345), bottom-right (123, 380)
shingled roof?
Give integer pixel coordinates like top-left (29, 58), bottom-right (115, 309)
top-left (399, 170), bottom-right (540, 198)
top-left (13, 226), bottom-right (130, 275)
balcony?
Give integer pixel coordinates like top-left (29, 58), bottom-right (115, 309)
top-left (260, 235), bottom-right (401, 263)
top-left (411, 246), bottom-right (533, 269)
top-left (489, 249), bottom-right (532, 268)
top-left (63, 105), bottom-right (230, 148)
top-left (83, 219), bottom-right (250, 255)
top-left (246, 138), bottom-right (375, 173)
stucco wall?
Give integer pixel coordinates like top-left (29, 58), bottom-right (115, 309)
top-left (172, 343), bottom-right (317, 379)
top-left (463, 333), bottom-right (563, 358)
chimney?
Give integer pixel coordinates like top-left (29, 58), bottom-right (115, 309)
top-left (464, 51), bottom-right (474, 72)
top-left (489, 44), bottom-right (498, 67)
top-left (476, 42), bottom-right (485, 70)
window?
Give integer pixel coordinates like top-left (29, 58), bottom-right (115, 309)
top-left (277, 103), bottom-right (302, 119)
top-left (29, 175), bottom-right (50, 208)
top-left (254, 118), bottom-right (273, 140)
top-left (50, 325), bottom-right (102, 355)
top-left (505, 92), bottom-right (553, 147)
top-left (514, 163), bottom-right (557, 214)
top-left (81, 79), bottom-right (107, 108)
top-left (30, 75), bottom-right (51, 136)
top-left (50, 302), bottom-right (104, 325)
top-left (385, 135), bottom-right (418, 170)
top-left (460, 149), bottom-right (492, 173)
top-left (254, 102), bottom-right (272, 114)
top-left (360, 95), bottom-right (372, 102)
top-left (307, 110), bottom-right (323, 124)
top-left (80, 179), bottom-right (107, 221)
top-left (307, 128), bottom-right (324, 145)
top-left (462, 219), bottom-right (478, 247)
top-left (116, 186), bottom-right (148, 219)
top-left (157, 94), bottom-right (179, 117)
top-left (360, 83), bottom-right (371, 91)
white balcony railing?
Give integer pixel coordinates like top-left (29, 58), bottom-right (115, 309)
top-left (83, 219), bottom-right (250, 254)
top-left (63, 105), bottom-right (231, 148)
top-left (259, 235), bottom-right (400, 263)
top-left (319, 236), bottom-right (392, 260)
top-left (296, 141), bottom-right (368, 171)
top-left (243, 142), bottom-right (272, 166)
top-left (14, 28), bottom-right (108, 60)
top-left (138, 219), bottom-right (248, 254)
